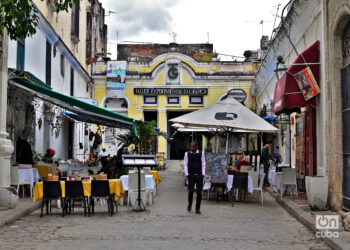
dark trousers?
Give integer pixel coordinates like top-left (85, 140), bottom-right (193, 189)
top-left (263, 163), bottom-right (269, 184)
top-left (187, 174), bottom-right (203, 211)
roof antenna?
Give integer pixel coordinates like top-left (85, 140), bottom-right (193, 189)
top-left (169, 32), bottom-right (177, 43)
top-left (207, 32), bottom-right (210, 43)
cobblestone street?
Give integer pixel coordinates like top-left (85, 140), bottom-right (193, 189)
top-left (0, 168), bottom-right (329, 250)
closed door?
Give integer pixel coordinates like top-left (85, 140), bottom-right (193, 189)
top-left (342, 22), bottom-right (350, 211)
top-left (341, 64), bottom-right (350, 211)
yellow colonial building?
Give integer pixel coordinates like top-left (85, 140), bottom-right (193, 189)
top-left (92, 43), bottom-right (259, 159)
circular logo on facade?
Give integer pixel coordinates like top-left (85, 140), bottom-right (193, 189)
top-left (227, 89), bottom-right (247, 103)
top-left (168, 64), bottom-right (179, 79)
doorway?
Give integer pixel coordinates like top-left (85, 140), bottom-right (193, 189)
top-left (68, 121), bottom-right (74, 159)
top-left (144, 111), bottom-right (158, 154)
top-left (342, 21), bottom-right (350, 211)
top-left (167, 111), bottom-right (202, 160)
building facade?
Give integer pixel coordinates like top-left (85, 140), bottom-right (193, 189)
top-left (252, 0), bottom-right (350, 212)
top-left (92, 43), bottom-right (259, 159)
top-left (324, 0), bottom-right (350, 211)
top-left (0, 0), bottom-right (108, 187)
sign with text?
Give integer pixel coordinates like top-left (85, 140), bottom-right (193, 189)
top-left (227, 89), bottom-right (247, 103)
top-left (76, 97), bottom-right (98, 106)
top-left (107, 82), bottom-right (125, 98)
top-left (107, 61), bottom-right (126, 83)
top-left (107, 61), bottom-right (126, 98)
top-left (134, 88), bottom-right (208, 96)
top-left (294, 67), bottom-right (320, 100)
top-left (205, 153), bottom-right (228, 184)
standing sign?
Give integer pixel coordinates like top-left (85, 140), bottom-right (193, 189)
top-left (294, 67), bottom-right (320, 100)
top-left (107, 61), bottom-right (126, 98)
top-left (205, 153), bottom-right (228, 184)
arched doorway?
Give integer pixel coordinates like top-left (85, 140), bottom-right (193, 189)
top-left (341, 21), bottom-right (350, 211)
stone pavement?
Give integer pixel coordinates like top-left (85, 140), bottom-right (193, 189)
top-left (267, 188), bottom-right (350, 250)
top-left (0, 167), bottom-right (330, 250)
top-left (0, 197), bottom-right (40, 228)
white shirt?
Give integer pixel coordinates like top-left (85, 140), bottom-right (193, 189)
top-left (98, 151), bottom-right (108, 158)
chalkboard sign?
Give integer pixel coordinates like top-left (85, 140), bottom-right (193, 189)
top-left (205, 153), bottom-right (228, 184)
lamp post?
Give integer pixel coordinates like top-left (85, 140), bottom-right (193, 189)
top-left (274, 55), bottom-right (291, 167)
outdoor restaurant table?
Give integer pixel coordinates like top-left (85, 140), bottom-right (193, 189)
top-left (11, 168), bottom-right (40, 187)
top-left (120, 175), bottom-right (156, 191)
top-left (33, 164), bottom-right (53, 178)
top-left (203, 175), bottom-right (254, 194)
top-left (33, 179), bottom-right (124, 202)
top-left (149, 171), bottom-right (162, 185)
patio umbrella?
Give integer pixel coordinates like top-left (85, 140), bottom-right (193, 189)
top-left (169, 98), bottom-right (278, 154)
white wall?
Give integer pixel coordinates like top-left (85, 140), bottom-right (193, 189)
top-left (253, 0), bottom-right (324, 171)
top-left (7, 19), bottom-right (92, 161)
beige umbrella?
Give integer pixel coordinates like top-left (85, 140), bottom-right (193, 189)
top-left (170, 98), bottom-right (278, 153)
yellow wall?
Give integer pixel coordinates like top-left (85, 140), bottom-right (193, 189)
top-left (93, 56), bottom-right (256, 157)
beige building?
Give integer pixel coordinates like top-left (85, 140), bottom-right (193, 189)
top-left (33, 0), bottom-right (107, 73)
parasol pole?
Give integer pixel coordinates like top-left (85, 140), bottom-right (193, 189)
top-left (225, 130), bottom-right (229, 155)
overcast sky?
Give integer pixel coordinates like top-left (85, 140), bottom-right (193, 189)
top-left (100, 0), bottom-right (290, 60)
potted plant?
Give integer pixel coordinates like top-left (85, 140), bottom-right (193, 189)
top-left (305, 176), bottom-right (328, 210)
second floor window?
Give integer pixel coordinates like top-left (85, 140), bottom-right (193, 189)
top-left (71, 2), bottom-right (80, 42)
top-left (70, 67), bottom-right (74, 96)
top-left (45, 40), bottom-right (51, 87)
top-left (16, 38), bottom-right (25, 71)
top-left (60, 53), bottom-right (65, 77)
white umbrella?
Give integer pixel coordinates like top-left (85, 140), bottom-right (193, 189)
top-left (169, 98), bottom-right (278, 153)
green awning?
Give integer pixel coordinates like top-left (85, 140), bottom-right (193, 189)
top-left (8, 68), bottom-right (134, 128)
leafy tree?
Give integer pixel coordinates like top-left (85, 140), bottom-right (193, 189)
top-left (0, 0), bottom-right (81, 41)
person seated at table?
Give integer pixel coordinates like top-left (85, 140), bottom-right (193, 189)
top-left (98, 156), bottom-right (115, 179)
top-left (235, 155), bottom-right (250, 170)
top-left (44, 148), bottom-right (55, 158)
top-left (16, 127), bottom-right (33, 165)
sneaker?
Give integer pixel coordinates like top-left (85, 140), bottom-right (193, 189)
top-left (187, 205), bottom-right (191, 212)
top-left (195, 210), bottom-right (201, 214)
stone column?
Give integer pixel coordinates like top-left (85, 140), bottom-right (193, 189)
top-left (0, 29), bottom-right (14, 187)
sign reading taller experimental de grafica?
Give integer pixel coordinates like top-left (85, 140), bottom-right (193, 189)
top-left (134, 88), bottom-right (208, 96)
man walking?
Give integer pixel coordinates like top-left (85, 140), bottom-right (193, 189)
top-left (183, 141), bottom-right (206, 214)
top-left (261, 140), bottom-right (272, 186)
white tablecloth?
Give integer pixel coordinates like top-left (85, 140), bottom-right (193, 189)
top-left (203, 175), bottom-right (253, 194)
top-left (12, 168), bottom-right (40, 185)
top-left (268, 169), bottom-right (276, 185)
top-left (120, 175), bottom-right (156, 191)
top-left (269, 170), bottom-right (282, 193)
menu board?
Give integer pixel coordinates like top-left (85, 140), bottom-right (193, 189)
top-left (205, 153), bottom-right (228, 184)
top-left (124, 159), bottom-right (135, 164)
top-left (145, 159), bottom-right (156, 165)
top-left (135, 159), bottom-right (146, 165)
